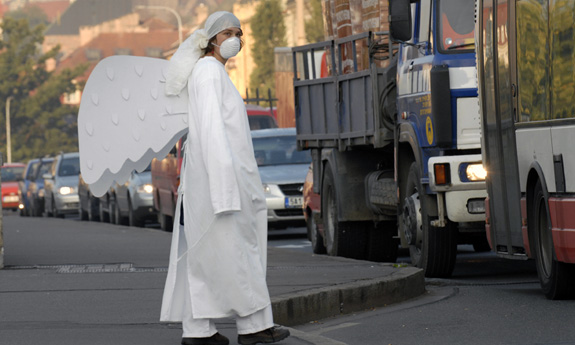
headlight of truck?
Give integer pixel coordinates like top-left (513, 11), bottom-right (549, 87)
top-left (464, 163), bottom-right (487, 181)
top-left (137, 184), bottom-right (153, 194)
top-left (59, 186), bottom-right (74, 195)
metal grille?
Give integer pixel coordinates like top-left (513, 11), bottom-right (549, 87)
top-left (279, 183), bottom-right (304, 196)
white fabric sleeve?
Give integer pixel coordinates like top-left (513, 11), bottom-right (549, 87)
top-left (193, 70), bottom-right (241, 214)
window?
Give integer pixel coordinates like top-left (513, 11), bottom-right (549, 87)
top-left (438, 0), bottom-right (475, 52)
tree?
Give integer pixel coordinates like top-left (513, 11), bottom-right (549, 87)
top-left (0, 17), bottom-right (87, 162)
top-left (305, 0), bottom-right (325, 43)
top-left (249, 0), bottom-right (287, 99)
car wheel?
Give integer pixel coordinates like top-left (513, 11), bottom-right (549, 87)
top-left (128, 196), bottom-right (144, 227)
top-left (79, 199), bottom-right (89, 221)
top-left (99, 199), bottom-right (110, 223)
top-left (108, 196), bottom-right (117, 224)
top-left (531, 179), bottom-right (575, 299)
top-left (402, 162), bottom-right (457, 278)
top-left (307, 210), bottom-right (326, 254)
top-left (114, 197), bottom-right (128, 226)
top-left (321, 164), bottom-right (367, 260)
top-left (88, 196), bottom-right (100, 222)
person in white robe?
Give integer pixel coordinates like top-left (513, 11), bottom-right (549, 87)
top-left (159, 11), bottom-right (290, 345)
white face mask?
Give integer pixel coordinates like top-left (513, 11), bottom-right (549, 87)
top-left (213, 37), bottom-right (241, 59)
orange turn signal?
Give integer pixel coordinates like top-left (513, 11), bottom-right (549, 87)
top-left (434, 163), bottom-right (450, 185)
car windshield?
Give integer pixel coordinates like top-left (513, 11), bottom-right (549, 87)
top-left (1, 166), bottom-right (25, 182)
top-left (438, 0), bottom-right (475, 52)
top-left (252, 135), bottom-right (311, 167)
top-left (249, 115), bottom-right (278, 130)
top-left (37, 161), bottom-right (53, 179)
top-left (58, 157), bottom-right (80, 177)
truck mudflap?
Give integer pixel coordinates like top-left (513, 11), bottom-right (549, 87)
top-left (427, 154), bottom-right (487, 223)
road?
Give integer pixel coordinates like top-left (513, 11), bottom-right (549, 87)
top-left (3, 212), bottom-right (575, 345)
top-left (270, 226), bottom-right (575, 345)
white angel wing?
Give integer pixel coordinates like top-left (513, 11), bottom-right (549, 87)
top-left (78, 55), bottom-right (188, 197)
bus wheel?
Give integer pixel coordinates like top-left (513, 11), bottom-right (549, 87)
top-left (322, 164), bottom-right (367, 260)
top-left (531, 180), bottom-right (575, 299)
top-left (402, 162), bottom-right (456, 278)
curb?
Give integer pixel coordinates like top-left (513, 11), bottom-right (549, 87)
top-left (271, 265), bottom-right (425, 326)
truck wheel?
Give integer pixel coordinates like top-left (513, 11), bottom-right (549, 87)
top-left (402, 162), bottom-right (456, 277)
top-left (322, 164), bottom-right (367, 259)
top-left (367, 221), bottom-right (398, 262)
top-left (307, 210), bottom-right (326, 254)
top-left (531, 180), bottom-right (575, 299)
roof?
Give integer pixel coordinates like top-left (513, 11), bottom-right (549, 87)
top-left (27, 1), bottom-right (70, 22)
top-left (250, 128), bottom-right (296, 138)
top-left (55, 31), bottom-right (179, 79)
top-left (45, 0), bottom-right (133, 36)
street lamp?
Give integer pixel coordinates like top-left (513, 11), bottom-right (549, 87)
top-left (135, 5), bottom-right (183, 45)
top-left (5, 96), bottom-right (13, 164)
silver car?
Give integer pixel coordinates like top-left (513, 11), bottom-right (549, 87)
top-left (252, 128), bottom-right (312, 228)
top-left (43, 152), bottom-right (80, 218)
top-left (108, 164), bottom-right (155, 227)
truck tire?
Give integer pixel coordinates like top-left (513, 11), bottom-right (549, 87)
top-left (402, 162), bottom-right (456, 277)
top-left (322, 164), bottom-right (367, 259)
top-left (88, 195), bottom-right (100, 222)
top-left (531, 179), bottom-right (575, 299)
top-left (367, 221), bottom-right (399, 262)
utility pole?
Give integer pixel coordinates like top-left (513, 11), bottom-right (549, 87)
top-left (0, 152), bottom-right (4, 269)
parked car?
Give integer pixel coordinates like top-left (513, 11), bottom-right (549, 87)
top-left (108, 164), bottom-right (155, 227)
top-left (151, 136), bottom-right (185, 231)
top-left (43, 152), bottom-right (80, 218)
top-left (303, 163), bottom-right (325, 254)
top-left (26, 158), bottom-right (55, 217)
top-left (246, 104), bottom-right (278, 130)
top-left (78, 173), bottom-right (100, 222)
top-left (251, 128), bottom-right (312, 228)
top-left (19, 159), bottom-right (41, 216)
top-left (1, 163), bottom-right (25, 211)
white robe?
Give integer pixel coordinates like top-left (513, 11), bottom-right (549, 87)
top-left (160, 56), bottom-right (271, 320)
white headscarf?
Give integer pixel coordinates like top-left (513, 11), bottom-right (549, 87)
top-left (164, 11), bottom-right (241, 96)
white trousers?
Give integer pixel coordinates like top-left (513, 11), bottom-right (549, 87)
top-left (181, 267), bottom-right (274, 338)
top-left (182, 303), bottom-right (274, 338)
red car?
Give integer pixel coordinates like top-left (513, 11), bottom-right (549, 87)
top-left (303, 163), bottom-right (325, 254)
top-left (1, 163), bottom-right (26, 211)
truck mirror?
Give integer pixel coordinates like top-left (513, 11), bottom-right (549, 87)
top-left (389, 0), bottom-right (412, 42)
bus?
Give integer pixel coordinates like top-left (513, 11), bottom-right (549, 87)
top-left (477, 0), bottom-right (575, 299)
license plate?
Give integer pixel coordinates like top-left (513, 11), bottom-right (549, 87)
top-left (3, 196), bottom-right (19, 203)
top-left (285, 196), bottom-right (303, 208)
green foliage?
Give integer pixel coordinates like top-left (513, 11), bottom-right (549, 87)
top-left (0, 17), bottom-right (87, 162)
top-left (249, 0), bottom-right (287, 99)
top-left (305, 0), bottom-right (325, 43)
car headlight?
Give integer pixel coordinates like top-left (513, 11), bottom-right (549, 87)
top-left (263, 183), bottom-right (271, 194)
top-left (59, 186), bottom-right (74, 195)
top-left (137, 184), bottom-right (153, 194)
top-left (465, 163), bottom-right (487, 181)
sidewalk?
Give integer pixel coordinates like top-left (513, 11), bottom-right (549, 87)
top-left (0, 213), bottom-right (424, 345)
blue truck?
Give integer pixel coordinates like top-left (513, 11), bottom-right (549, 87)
top-left (293, 0), bottom-right (485, 277)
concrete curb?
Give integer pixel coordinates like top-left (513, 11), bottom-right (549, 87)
top-left (271, 265), bottom-right (425, 326)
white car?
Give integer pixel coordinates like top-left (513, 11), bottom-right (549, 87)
top-left (252, 128), bottom-right (312, 228)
